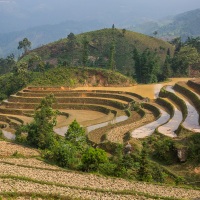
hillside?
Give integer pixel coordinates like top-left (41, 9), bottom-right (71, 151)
top-left (131, 9), bottom-right (200, 40)
top-left (22, 28), bottom-right (174, 75)
top-left (30, 67), bottom-right (134, 87)
top-left (0, 67), bottom-right (134, 102)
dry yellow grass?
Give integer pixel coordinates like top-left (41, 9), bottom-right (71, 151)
top-left (0, 141), bottom-right (39, 157)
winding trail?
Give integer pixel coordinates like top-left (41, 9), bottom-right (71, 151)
top-left (158, 98), bottom-right (182, 137)
top-left (131, 107), bottom-right (170, 138)
top-left (166, 86), bottom-right (200, 132)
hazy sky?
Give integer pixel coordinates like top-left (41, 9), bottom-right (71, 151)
top-left (0, 0), bottom-right (200, 32)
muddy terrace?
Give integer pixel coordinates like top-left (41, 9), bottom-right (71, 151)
top-left (0, 77), bottom-right (199, 144)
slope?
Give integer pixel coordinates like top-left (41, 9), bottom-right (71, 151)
top-left (22, 28), bottom-right (174, 75)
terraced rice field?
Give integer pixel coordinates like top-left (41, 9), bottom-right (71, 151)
top-left (0, 78), bottom-right (199, 142)
top-left (0, 78), bottom-right (200, 199)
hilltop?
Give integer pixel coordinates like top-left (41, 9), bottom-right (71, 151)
top-left (22, 28), bottom-right (174, 75)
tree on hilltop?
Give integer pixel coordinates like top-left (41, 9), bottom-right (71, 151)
top-left (18, 38), bottom-right (31, 55)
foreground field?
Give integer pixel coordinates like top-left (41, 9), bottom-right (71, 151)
top-left (0, 140), bottom-right (200, 200)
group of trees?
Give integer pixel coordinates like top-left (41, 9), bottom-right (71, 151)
top-left (132, 36), bottom-right (200, 83)
top-left (168, 37), bottom-right (200, 77)
top-left (133, 48), bottom-right (160, 83)
top-left (0, 54), bottom-right (16, 75)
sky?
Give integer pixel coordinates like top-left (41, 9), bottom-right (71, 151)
top-left (0, 0), bottom-right (200, 32)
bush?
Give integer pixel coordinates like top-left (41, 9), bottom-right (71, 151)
top-left (153, 138), bottom-right (176, 165)
top-left (188, 133), bottom-right (200, 163)
top-left (44, 140), bottom-right (81, 169)
top-left (81, 147), bottom-right (108, 172)
top-left (65, 119), bottom-right (87, 149)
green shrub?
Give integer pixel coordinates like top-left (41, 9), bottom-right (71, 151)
top-left (81, 147), bottom-right (108, 172)
top-left (153, 138), bottom-right (177, 165)
top-left (45, 140), bottom-right (81, 169)
top-left (65, 119), bottom-right (87, 149)
top-left (188, 133), bottom-right (200, 163)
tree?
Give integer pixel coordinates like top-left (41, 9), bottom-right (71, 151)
top-left (67, 32), bottom-right (77, 65)
top-left (18, 38), bottom-right (31, 54)
top-left (133, 48), bottom-right (160, 83)
top-left (65, 119), bottom-right (86, 148)
top-left (0, 54), bottom-right (15, 74)
top-left (162, 55), bottom-right (172, 80)
top-left (171, 46), bottom-right (200, 76)
top-left (138, 147), bottom-right (152, 182)
top-left (153, 31), bottom-right (158, 37)
top-left (27, 53), bottom-right (42, 70)
top-left (82, 147), bottom-right (108, 171)
top-left (185, 37), bottom-right (200, 53)
top-left (122, 29), bottom-right (126, 37)
top-left (108, 41), bottom-right (116, 71)
top-left (170, 37), bottom-right (182, 52)
top-left (25, 94), bottom-right (58, 149)
top-left (13, 62), bottom-right (29, 86)
top-left (82, 36), bottom-right (89, 67)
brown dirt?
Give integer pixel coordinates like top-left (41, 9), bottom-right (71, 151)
top-left (0, 141), bottom-right (39, 157)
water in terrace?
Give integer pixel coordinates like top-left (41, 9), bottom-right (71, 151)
top-left (74, 78), bottom-right (191, 99)
top-left (131, 108), bottom-right (170, 138)
top-left (2, 130), bottom-right (16, 140)
top-left (166, 86), bottom-right (200, 132)
top-left (54, 115), bottom-right (128, 136)
top-left (158, 98), bottom-right (183, 138)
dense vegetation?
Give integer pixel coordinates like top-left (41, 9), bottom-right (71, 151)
top-left (167, 37), bottom-right (200, 77)
top-left (0, 66), bottom-right (134, 101)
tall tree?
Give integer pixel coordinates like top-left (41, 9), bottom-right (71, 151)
top-left (122, 29), bottom-right (126, 37)
top-left (162, 55), bottom-right (172, 80)
top-left (138, 147), bottom-right (152, 182)
top-left (153, 31), bottom-right (158, 37)
top-left (25, 94), bottom-right (58, 149)
top-left (67, 32), bottom-right (77, 65)
top-left (18, 38), bottom-right (31, 54)
top-left (82, 36), bottom-right (89, 67)
top-left (170, 37), bottom-right (182, 52)
top-left (133, 48), bottom-right (160, 83)
top-left (108, 41), bottom-right (116, 71)
top-left (65, 119), bottom-right (87, 149)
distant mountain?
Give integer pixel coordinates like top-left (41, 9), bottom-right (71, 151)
top-left (130, 9), bottom-right (200, 41)
top-left (0, 20), bottom-right (107, 58)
